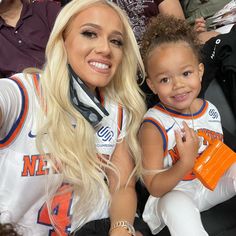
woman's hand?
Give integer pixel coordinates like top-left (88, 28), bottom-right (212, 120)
top-left (175, 121), bottom-right (199, 172)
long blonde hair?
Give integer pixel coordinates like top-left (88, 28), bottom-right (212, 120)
top-left (36, 0), bottom-right (146, 231)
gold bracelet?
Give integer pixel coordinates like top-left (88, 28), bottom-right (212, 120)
top-left (110, 220), bottom-right (135, 236)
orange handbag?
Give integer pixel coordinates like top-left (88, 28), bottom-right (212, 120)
top-left (193, 132), bottom-right (236, 191)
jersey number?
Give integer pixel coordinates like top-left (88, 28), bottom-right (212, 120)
top-left (37, 185), bottom-right (72, 236)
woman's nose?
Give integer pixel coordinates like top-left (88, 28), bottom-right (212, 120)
top-left (94, 38), bottom-right (111, 56)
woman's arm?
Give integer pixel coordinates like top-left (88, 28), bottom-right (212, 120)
top-left (106, 139), bottom-right (137, 236)
top-left (140, 121), bottom-right (199, 198)
top-left (158, 0), bottom-right (185, 19)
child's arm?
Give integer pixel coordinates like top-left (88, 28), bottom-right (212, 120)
top-left (140, 121), bottom-right (199, 197)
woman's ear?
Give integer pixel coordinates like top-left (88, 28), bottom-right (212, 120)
top-left (198, 63), bottom-right (204, 82)
top-left (146, 78), bottom-right (157, 94)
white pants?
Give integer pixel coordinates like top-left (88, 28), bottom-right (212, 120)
top-left (143, 163), bottom-right (236, 236)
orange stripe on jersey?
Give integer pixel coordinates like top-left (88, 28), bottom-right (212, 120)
top-left (32, 73), bottom-right (46, 113)
top-left (143, 117), bottom-right (168, 156)
top-left (117, 104), bottom-right (123, 137)
top-left (193, 100), bottom-right (208, 119)
top-left (154, 100), bottom-right (208, 120)
top-left (33, 74), bottom-right (40, 97)
top-left (0, 76), bottom-right (29, 148)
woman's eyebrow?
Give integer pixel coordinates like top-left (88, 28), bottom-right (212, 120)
top-left (81, 23), bottom-right (124, 37)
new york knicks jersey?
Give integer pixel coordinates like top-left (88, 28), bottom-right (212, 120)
top-left (143, 100), bottom-right (223, 180)
top-left (0, 73), bottom-right (127, 235)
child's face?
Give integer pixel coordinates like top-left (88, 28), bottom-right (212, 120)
top-left (146, 41), bottom-right (204, 113)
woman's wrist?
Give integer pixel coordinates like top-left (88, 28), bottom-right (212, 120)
top-left (109, 220), bottom-right (135, 236)
top-left (109, 226), bottom-right (133, 236)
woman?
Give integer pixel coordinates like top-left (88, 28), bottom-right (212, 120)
top-left (0, 0), bottom-right (146, 235)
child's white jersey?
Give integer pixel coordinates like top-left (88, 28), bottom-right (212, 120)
top-left (143, 100), bottom-right (223, 180)
top-left (0, 73), bottom-right (127, 235)
top-left (142, 101), bottom-right (224, 234)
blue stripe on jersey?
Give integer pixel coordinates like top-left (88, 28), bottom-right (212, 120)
top-left (156, 100), bottom-right (207, 117)
top-left (143, 119), bottom-right (167, 152)
top-left (0, 78), bottom-right (28, 145)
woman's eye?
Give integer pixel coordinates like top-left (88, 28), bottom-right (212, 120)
top-left (110, 39), bottom-right (123, 47)
top-left (81, 31), bottom-right (97, 38)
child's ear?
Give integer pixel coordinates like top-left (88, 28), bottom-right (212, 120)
top-left (198, 63), bottom-right (204, 82)
top-left (146, 78), bottom-right (157, 94)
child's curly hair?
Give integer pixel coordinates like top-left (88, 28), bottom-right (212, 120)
top-left (141, 14), bottom-right (202, 67)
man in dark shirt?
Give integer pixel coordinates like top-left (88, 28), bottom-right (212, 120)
top-left (0, 0), bottom-right (61, 77)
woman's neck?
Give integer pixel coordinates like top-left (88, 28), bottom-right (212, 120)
top-left (0, 0), bottom-right (23, 27)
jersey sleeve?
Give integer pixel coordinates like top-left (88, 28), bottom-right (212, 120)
top-left (0, 76), bottom-right (28, 145)
top-left (143, 108), bottom-right (168, 154)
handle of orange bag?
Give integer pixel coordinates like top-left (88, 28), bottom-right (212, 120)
top-left (197, 131), bottom-right (213, 145)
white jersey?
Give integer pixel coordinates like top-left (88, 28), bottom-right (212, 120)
top-left (142, 101), bottom-right (223, 233)
top-left (0, 73), bottom-right (127, 236)
top-left (143, 100), bottom-right (223, 180)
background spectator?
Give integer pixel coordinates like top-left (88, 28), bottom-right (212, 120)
top-left (180, 0), bottom-right (231, 29)
top-left (0, 0), bottom-right (60, 77)
top-left (180, 0), bottom-right (232, 43)
top-left (109, 0), bottom-right (185, 45)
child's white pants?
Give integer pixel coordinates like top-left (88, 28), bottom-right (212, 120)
top-left (143, 163), bottom-right (236, 236)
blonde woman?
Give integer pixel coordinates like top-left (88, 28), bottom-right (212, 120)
top-left (0, 0), bottom-right (146, 235)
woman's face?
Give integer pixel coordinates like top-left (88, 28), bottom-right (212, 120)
top-left (64, 3), bottom-right (124, 91)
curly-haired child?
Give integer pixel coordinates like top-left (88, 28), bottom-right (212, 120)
top-left (139, 14), bottom-right (236, 236)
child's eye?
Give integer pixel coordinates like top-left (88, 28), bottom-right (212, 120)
top-left (183, 71), bottom-right (191, 77)
top-left (110, 39), bottom-right (123, 47)
top-left (160, 77), bottom-right (169, 83)
top-left (81, 30), bottom-right (97, 38)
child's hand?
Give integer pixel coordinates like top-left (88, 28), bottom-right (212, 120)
top-left (175, 121), bottom-right (199, 171)
top-left (194, 17), bottom-right (207, 33)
